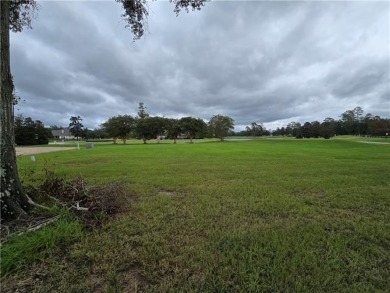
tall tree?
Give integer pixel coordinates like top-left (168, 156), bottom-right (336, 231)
top-left (1, 0), bottom-right (207, 219)
top-left (137, 102), bottom-right (149, 119)
top-left (134, 102), bottom-right (150, 144)
top-left (1, 0), bottom-right (37, 219)
top-left (340, 107), bottom-right (364, 135)
top-left (208, 114), bottom-right (234, 141)
top-left (69, 115), bottom-right (85, 140)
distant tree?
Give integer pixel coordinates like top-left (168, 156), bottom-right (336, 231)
top-left (102, 115), bottom-right (135, 144)
top-left (320, 118), bottom-right (336, 139)
top-left (151, 116), bottom-right (167, 144)
top-left (233, 130), bottom-right (250, 136)
top-left (208, 115), bottom-right (234, 141)
top-left (286, 122), bottom-right (302, 137)
top-left (14, 115), bottom-right (52, 145)
top-left (134, 119), bottom-right (149, 144)
top-left (84, 128), bottom-right (94, 140)
top-left (137, 102), bottom-right (149, 119)
top-left (263, 128), bottom-right (271, 136)
top-left (196, 118), bottom-right (208, 139)
top-left (15, 115), bottom-right (33, 145)
top-left (340, 109), bottom-right (355, 134)
top-left (301, 122), bottom-right (313, 138)
top-left (134, 116), bottom-right (165, 144)
top-left (180, 117), bottom-right (205, 143)
top-left (339, 107), bottom-right (364, 135)
top-left (69, 116), bottom-right (85, 140)
top-left (246, 122), bottom-right (263, 137)
top-left (134, 102), bottom-right (151, 143)
top-left (366, 116), bottom-right (390, 137)
top-left (134, 104), bottom-right (168, 143)
top-left (272, 127), bottom-right (286, 136)
top-left (85, 128), bottom-right (109, 140)
top-left (311, 121), bottom-right (321, 138)
top-left (166, 118), bottom-right (182, 144)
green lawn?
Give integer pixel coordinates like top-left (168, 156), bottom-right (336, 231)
top-left (2, 138), bottom-right (390, 292)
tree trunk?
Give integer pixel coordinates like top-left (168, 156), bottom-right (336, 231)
top-left (0, 1), bottom-right (29, 220)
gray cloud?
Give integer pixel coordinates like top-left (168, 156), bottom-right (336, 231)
top-left (10, 0), bottom-right (390, 130)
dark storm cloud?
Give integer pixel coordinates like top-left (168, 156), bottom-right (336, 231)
top-left (10, 0), bottom-right (389, 130)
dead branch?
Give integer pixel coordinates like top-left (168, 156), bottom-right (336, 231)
top-left (26, 215), bottom-right (61, 232)
top-left (71, 202), bottom-right (89, 211)
top-left (26, 194), bottom-right (51, 211)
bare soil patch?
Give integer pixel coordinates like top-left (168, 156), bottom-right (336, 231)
top-left (16, 147), bottom-right (76, 156)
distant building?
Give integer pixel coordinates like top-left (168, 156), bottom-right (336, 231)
top-left (51, 128), bottom-right (75, 140)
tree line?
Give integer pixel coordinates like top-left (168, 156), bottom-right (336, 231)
top-left (98, 103), bottom-right (234, 143)
top-left (271, 107), bottom-right (390, 139)
top-left (14, 106), bottom-right (389, 145)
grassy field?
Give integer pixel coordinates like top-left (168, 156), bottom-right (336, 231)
top-left (2, 138), bottom-right (390, 292)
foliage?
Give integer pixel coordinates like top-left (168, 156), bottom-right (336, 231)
top-left (116, 0), bottom-right (207, 40)
top-left (101, 115), bottom-right (135, 144)
top-left (320, 118), bottom-right (336, 139)
top-left (9, 0), bottom-right (37, 33)
top-left (134, 116), bottom-right (166, 144)
top-left (272, 107), bottom-right (390, 138)
top-left (165, 118), bottom-right (182, 143)
top-left (84, 127), bottom-right (110, 140)
top-left (208, 114), bottom-right (234, 141)
top-left (137, 102), bottom-right (149, 119)
top-left (180, 117), bottom-right (207, 143)
top-left (246, 122), bottom-right (264, 137)
top-left (14, 115), bottom-right (52, 145)
top-left (68, 116), bottom-right (85, 139)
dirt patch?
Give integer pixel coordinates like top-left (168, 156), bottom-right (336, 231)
top-left (16, 147), bottom-right (77, 156)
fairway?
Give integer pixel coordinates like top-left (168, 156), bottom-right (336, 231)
top-left (3, 139), bottom-right (390, 292)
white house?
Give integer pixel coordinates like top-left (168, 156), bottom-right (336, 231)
top-left (51, 128), bottom-right (75, 140)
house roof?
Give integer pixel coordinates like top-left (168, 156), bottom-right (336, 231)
top-left (51, 128), bottom-right (73, 137)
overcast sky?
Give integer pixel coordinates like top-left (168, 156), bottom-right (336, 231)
top-left (11, 0), bottom-right (390, 130)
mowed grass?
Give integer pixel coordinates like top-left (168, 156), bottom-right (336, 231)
top-left (3, 138), bottom-right (390, 292)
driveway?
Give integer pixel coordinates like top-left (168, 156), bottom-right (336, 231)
top-left (15, 146), bottom-right (77, 156)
